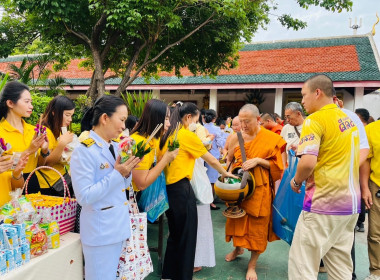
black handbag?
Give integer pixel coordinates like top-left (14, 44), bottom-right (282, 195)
top-left (37, 168), bottom-right (72, 197)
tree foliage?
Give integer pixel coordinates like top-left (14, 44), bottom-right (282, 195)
top-left (0, 0), bottom-right (353, 102)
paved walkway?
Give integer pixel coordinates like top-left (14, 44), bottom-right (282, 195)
top-left (146, 202), bottom-right (370, 280)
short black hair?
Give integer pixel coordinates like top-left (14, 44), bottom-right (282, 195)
top-left (355, 108), bottom-right (370, 123)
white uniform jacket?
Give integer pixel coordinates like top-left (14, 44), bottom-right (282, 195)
top-left (71, 130), bottom-right (131, 246)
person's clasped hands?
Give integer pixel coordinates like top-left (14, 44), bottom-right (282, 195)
top-left (115, 155), bottom-right (141, 178)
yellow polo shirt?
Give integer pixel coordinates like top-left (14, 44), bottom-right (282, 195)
top-left (36, 128), bottom-right (67, 189)
top-left (130, 133), bottom-right (160, 191)
top-left (0, 172), bottom-right (12, 207)
top-left (130, 133), bottom-right (159, 171)
top-left (0, 118), bottom-right (39, 173)
top-left (366, 120), bottom-right (380, 186)
top-left (160, 127), bottom-right (207, 185)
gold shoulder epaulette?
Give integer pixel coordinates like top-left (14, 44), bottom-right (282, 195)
top-left (81, 138), bottom-right (95, 147)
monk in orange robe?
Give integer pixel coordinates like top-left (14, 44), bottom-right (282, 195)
top-left (225, 104), bottom-right (286, 280)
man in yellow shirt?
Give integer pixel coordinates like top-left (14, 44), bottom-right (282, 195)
top-left (361, 120), bottom-right (380, 280)
top-left (289, 74), bottom-right (360, 279)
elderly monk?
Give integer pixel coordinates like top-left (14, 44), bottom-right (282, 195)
top-left (225, 104), bottom-right (286, 280)
top-left (222, 116), bottom-right (241, 158)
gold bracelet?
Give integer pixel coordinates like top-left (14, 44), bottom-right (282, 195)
top-left (11, 171), bottom-right (23, 180)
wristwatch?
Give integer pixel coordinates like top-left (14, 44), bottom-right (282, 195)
top-left (292, 178), bottom-right (302, 188)
top-left (41, 149), bottom-right (50, 158)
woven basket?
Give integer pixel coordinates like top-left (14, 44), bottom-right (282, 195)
top-left (23, 166), bottom-right (77, 235)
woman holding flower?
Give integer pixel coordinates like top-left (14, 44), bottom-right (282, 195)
top-left (71, 95), bottom-right (141, 280)
top-left (159, 102), bottom-right (236, 280)
top-left (130, 99), bottom-right (178, 191)
top-left (0, 81), bottom-right (49, 194)
top-left (36, 95), bottom-right (76, 196)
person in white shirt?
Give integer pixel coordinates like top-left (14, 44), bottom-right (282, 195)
top-left (280, 102), bottom-right (305, 165)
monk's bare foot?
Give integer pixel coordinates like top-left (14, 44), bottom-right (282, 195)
top-left (225, 247), bottom-right (244, 262)
top-left (246, 265), bottom-right (258, 280)
top-left (193, 267), bottom-right (202, 273)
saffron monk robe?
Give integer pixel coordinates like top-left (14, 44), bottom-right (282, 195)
top-left (225, 104), bottom-right (286, 280)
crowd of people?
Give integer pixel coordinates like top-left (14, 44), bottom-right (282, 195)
top-left (0, 74), bottom-right (379, 280)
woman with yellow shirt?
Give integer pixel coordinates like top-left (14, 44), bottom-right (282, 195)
top-left (0, 81), bottom-right (49, 194)
top-left (159, 102), bottom-right (236, 280)
top-left (130, 99), bottom-right (178, 191)
top-left (36, 96), bottom-right (75, 196)
top-left (0, 153), bottom-right (29, 207)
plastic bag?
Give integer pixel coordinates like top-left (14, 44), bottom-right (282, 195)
top-left (272, 150), bottom-right (305, 245)
top-left (138, 172), bottom-right (169, 223)
top-left (190, 158), bottom-right (214, 205)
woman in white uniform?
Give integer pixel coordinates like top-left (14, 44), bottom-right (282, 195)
top-left (71, 95), bottom-right (141, 280)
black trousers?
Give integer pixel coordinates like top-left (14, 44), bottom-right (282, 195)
top-left (162, 178), bottom-right (198, 280)
top-left (357, 199), bottom-right (366, 225)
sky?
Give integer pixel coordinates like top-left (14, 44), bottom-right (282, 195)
top-left (251, 0), bottom-right (380, 51)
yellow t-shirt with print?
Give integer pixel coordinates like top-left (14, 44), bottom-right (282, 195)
top-left (0, 172), bottom-right (12, 207)
top-left (366, 120), bottom-right (380, 186)
top-left (160, 127), bottom-right (207, 185)
top-left (35, 127), bottom-right (67, 189)
top-left (130, 133), bottom-right (160, 191)
top-left (297, 104), bottom-right (360, 215)
top-left (0, 118), bottom-right (39, 173)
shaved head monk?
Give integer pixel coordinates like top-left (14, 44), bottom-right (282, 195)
top-left (260, 113), bottom-right (283, 135)
top-left (225, 104), bottom-right (286, 280)
top-left (222, 116), bottom-right (241, 158)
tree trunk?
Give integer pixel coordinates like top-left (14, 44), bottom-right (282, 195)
top-left (115, 75), bottom-right (130, 97)
top-left (86, 72), bottom-right (97, 101)
top-left (89, 48), bottom-right (105, 102)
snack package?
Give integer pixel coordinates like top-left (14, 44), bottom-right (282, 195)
top-left (40, 222), bottom-right (60, 249)
top-left (25, 214), bottom-right (48, 258)
top-left (18, 196), bottom-right (35, 218)
top-left (0, 251), bottom-right (6, 275)
top-left (3, 249), bottom-right (15, 272)
top-left (20, 242), bottom-right (30, 264)
top-left (40, 209), bottom-right (60, 249)
top-left (1, 203), bottom-right (16, 216)
top-left (27, 224), bottom-right (48, 258)
top-left (13, 246), bottom-right (22, 268)
top-left (9, 189), bottom-right (22, 211)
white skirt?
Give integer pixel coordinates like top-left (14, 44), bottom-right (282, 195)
top-left (82, 241), bottom-right (123, 280)
top-left (194, 204), bottom-right (216, 268)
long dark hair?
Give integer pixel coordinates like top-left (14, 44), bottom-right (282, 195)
top-left (0, 81), bottom-right (30, 120)
top-left (160, 102), bottom-right (199, 149)
top-left (131, 99), bottom-right (168, 138)
top-left (81, 95), bottom-right (126, 132)
top-left (204, 109), bottom-right (216, 123)
top-left (42, 95), bottom-right (75, 139)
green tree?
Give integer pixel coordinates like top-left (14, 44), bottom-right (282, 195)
top-left (0, 0), bottom-right (353, 102)
top-left (45, 75), bottom-right (73, 97)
